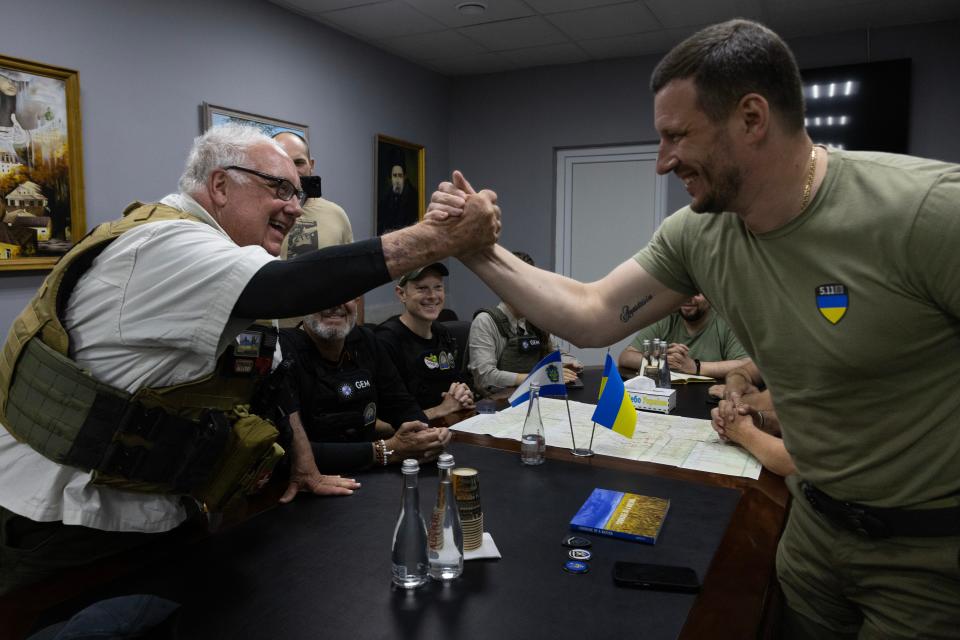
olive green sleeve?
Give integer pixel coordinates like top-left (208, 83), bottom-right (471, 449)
top-left (633, 210), bottom-right (699, 298)
top-left (905, 171), bottom-right (960, 320)
top-left (718, 318), bottom-right (750, 361)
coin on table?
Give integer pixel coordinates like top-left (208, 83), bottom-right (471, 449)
top-left (563, 560), bottom-right (590, 574)
top-left (561, 535), bottom-right (592, 549)
top-left (568, 548), bottom-right (592, 561)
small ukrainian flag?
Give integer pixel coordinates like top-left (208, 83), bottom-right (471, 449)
top-left (591, 354), bottom-right (637, 439)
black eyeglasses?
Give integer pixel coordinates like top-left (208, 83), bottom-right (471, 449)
top-left (223, 166), bottom-right (307, 206)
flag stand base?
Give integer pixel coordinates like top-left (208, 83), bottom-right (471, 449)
top-left (570, 448), bottom-right (594, 457)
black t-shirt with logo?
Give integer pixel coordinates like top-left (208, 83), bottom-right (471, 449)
top-left (278, 325), bottom-right (426, 447)
top-left (374, 316), bottom-right (471, 410)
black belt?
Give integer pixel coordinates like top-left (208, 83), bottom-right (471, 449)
top-left (800, 481), bottom-right (960, 538)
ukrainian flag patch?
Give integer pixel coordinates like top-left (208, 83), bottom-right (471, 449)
top-left (816, 283), bottom-right (848, 324)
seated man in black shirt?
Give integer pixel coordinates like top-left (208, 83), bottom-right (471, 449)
top-left (267, 297), bottom-right (451, 489)
top-left (376, 263), bottom-right (475, 417)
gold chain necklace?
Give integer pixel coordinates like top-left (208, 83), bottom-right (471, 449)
top-left (799, 145), bottom-right (817, 212)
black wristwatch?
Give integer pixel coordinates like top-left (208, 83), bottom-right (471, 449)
top-left (694, 359), bottom-right (701, 376)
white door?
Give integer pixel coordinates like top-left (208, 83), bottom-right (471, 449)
top-left (554, 144), bottom-right (667, 367)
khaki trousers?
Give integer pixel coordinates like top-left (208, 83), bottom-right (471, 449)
top-left (777, 477), bottom-right (960, 639)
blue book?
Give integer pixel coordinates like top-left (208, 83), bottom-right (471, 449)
top-left (569, 488), bottom-right (670, 544)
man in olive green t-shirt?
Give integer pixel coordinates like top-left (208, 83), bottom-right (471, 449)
top-left (618, 293), bottom-right (750, 378)
top-left (428, 19), bottom-right (960, 640)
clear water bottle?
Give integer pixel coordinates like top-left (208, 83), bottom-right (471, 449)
top-left (520, 383), bottom-right (546, 465)
top-left (658, 341), bottom-right (672, 389)
top-left (428, 453), bottom-right (464, 580)
top-left (391, 459), bottom-right (429, 589)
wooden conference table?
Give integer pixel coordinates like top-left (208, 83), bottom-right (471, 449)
top-left (0, 373), bottom-right (789, 640)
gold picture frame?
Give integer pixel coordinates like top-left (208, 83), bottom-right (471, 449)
top-left (375, 134), bottom-right (424, 235)
top-left (0, 54), bottom-right (85, 271)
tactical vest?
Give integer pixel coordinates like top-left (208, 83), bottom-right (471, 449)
top-left (478, 307), bottom-right (546, 374)
top-left (279, 327), bottom-right (380, 444)
top-left (0, 202), bottom-right (283, 512)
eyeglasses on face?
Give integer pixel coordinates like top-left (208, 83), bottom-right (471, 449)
top-left (223, 165), bottom-right (307, 206)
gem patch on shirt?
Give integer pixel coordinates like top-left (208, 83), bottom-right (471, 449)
top-left (815, 283), bottom-right (848, 324)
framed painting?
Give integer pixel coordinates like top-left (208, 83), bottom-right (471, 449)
top-left (375, 134), bottom-right (424, 235)
top-left (201, 102), bottom-right (309, 143)
top-left (0, 54), bottom-right (85, 271)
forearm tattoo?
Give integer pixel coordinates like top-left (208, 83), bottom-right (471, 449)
top-left (620, 294), bottom-right (653, 323)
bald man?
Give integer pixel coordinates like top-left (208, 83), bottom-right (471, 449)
top-left (273, 132), bottom-right (353, 259)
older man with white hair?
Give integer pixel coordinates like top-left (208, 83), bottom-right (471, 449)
top-left (262, 298), bottom-right (450, 482)
top-left (0, 123), bottom-right (500, 593)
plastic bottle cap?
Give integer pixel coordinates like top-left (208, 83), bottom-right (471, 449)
top-left (401, 459), bottom-right (420, 473)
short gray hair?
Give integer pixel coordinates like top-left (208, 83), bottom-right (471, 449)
top-left (178, 123), bottom-right (284, 194)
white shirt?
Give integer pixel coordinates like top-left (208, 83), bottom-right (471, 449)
top-left (0, 193), bottom-right (275, 532)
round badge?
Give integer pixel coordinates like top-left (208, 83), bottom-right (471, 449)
top-left (363, 402), bottom-right (377, 425)
top-left (561, 535), bottom-right (592, 549)
top-left (568, 548), bottom-right (592, 561)
top-left (563, 560), bottom-right (590, 574)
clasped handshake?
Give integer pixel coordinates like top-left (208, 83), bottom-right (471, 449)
top-left (424, 171), bottom-right (502, 257)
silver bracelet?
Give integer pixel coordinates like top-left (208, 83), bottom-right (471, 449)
top-left (757, 410), bottom-right (765, 429)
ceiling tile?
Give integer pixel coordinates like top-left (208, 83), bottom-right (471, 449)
top-left (424, 52), bottom-right (519, 75)
top-left (577, 26), bottom-right (696, 58)
top-left (379, 29), bottom-right (487, 61)
top-left (762, 0), bottom-right (877, 11)
top-left (501, 42), bottom-right (592, 67)
top-left (546, 2), bottom-right (661, 39)
top-left (458, 15), bottom-right (570, 51)
top-left (644, 0), bottom-right (763, 29)
top-left (523, 0), bottom-right (633, 14)
top-left (403, 0), bottom-right (534, 27)
top-left (764, 2), bottom-right (895, 38)
top-left (318, 0), bottom-right (445, 39)
top-left (268, 0), bottom-right (960, 76)
top-left (270, 0), bottom-right (385, 15)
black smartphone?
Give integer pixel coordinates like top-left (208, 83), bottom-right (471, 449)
top-left (612, 561), bottom-right (701, 593)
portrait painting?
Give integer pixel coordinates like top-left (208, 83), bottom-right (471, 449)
top-left (375, 134), bottom-right (424, 235)
top-left (0, 54), bottom-right (84, 271)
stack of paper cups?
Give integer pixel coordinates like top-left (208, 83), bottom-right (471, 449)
top-left (452, 467), bottom-right (483, 551)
